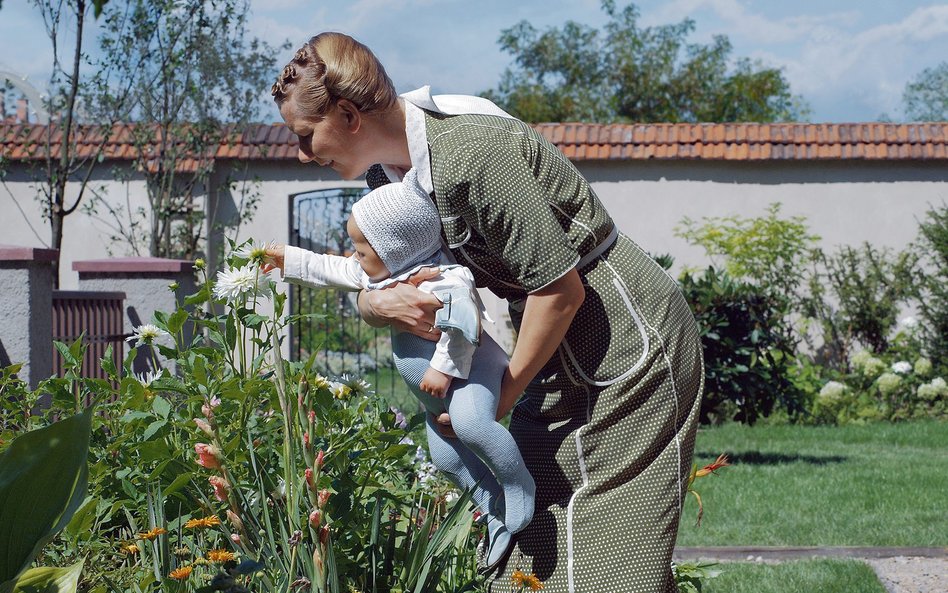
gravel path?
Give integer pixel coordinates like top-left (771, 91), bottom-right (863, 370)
top-left (674, 547), bottom-right (948, 592)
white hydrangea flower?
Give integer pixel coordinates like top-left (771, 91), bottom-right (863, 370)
top-left (891, 361), bottom-right (912, 375)
top-left (213, 264), bottom-right (271, 302)
top-left (876, 372), bottom-right (902, 396)
top-left (931, 377), bottom-right (948, 394)
top-left (900, 316), bottom-right (918, 329)
top-left (819, 381), bottom-right (848, 400)
top-left (126, 324), bottom-right (171, 346)
top-left (914, 357), bottom-right (933, 376)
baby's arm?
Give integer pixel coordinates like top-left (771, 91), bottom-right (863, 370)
top-left (267, 244), bottom-right (364, 291)
top-left (420, 367), bottom-right (453, 398)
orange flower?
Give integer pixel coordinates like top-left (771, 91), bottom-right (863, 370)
top-left (169, 565), bottom-right (193, 580)
top-left (695, 454), bottom-right (731, 478)
top-left (184, 515), bottom-right (222, 529)
top-left (207, 549), bottom-right (236, 563)
top-left (512, 570), bottom-right (543, 591)
top-left (137, 527), bottom-right (168, 540)
top-left (122, 543), bottom-right (140, 555)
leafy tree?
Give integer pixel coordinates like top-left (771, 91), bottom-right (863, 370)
top-left (483, 0), bottom-right (807, 123)
top-left (902, 62), bottom-right (948, 121)
top-left (89, 0), bottom-right (286, 260)
top-left (14, 0), bottom-right (129, 287)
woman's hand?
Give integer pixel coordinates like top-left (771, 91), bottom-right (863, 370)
top-left (357, 267), bottom-right (444, 340)
top-left (262, 244), bottom-right (286, 275)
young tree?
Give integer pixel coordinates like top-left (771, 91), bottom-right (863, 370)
top-left (902, 62), bottom-right (947, 122)
top-left (20, 0), bottom-right (124, 287)
top-left (483, 0), bottom-right (807, 124)
top-left (90, 0), bottom-right (285, 260)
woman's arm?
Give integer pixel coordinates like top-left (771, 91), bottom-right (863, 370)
top-left (497, 268), bottom-right (584, 419)
top-left (357, 273), bottom-right (444, 339)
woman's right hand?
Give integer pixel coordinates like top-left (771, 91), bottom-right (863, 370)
top-left (263, 244), bottom-right (286, 275)
top-left (358, 267), bottom-right (443, 340)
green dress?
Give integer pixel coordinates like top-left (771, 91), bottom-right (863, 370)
top-left (369, 110), bottom-right (703, 593)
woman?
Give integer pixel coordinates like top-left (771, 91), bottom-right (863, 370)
top-left (272, 32), bottom-right (704, 593)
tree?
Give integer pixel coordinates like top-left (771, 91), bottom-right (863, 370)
top-left (483, 0), bottom-right (807, 123)
top-left (20, 0), bottom-right (126, 287)
top-left (902, 62), bottom-right (947, 121)
top-left (89, 0), bottom-right (285, 260)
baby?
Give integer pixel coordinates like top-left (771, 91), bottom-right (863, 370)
top-left (268, 169), bottom-right (534, 569)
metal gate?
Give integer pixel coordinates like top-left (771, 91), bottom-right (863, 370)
top-left (289, 187), bottom-right (408, 405)
top-left (52, 290), bottom-right (125, 380)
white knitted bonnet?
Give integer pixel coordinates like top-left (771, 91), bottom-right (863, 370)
top-left (351, 168), bottom-right (442, 276)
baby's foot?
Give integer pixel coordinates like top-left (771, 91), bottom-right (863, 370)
top-left (502, 471), bottom-right (536, 534)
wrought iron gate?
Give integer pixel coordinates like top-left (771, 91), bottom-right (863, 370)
top-left (289, 187), bottom-right (406, 402)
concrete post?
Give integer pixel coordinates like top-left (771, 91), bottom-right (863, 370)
top-left (0, 245), bottom-right (58, 389)
top-left (74, 258), bottom-right (196, 375)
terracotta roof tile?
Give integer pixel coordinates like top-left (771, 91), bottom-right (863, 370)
top-left (4, 121), bottom-right (948, 165)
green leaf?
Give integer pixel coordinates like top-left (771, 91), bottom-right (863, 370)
top-left (8, 561), bottom-right (84, 593)
top-left (0, 409), bottom-right (91, 584)
top-left (53, 342), bottom-right (77, 368)
top-left (167, 309), bottom-right (189, 335)
top-left (63, 497), bottom-right (98, 539)
top-left (151, 397), bottom-right (171, 420)
top-left (184, 285), bottom-right (211, 306)
top-left (163, 472), bottom-right (194, 498)
top-left (141, 419), bottom-right (167, 441)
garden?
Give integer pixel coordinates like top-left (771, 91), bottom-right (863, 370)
top-left (1, 201), bottom-right (945, 593)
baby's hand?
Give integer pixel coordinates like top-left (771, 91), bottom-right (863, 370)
top-left (420, 367), bottom-right (453, 399)
top-left (262, 244), bottom-right (285, 274)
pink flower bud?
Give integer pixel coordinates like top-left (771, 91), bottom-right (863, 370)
top-left (319, 525), bottom-right (330, 545)
top-left (193, 418), bottom-right (214, 437)
top-left (317, 489), bottom-right (330, 508)
top-left (226, 509), bottom-right (244, 531)
top-left (308, 509), bottom-right (321, 528)
top-left (303, 432), bottom-right (310, 449)
top-left (305, 468), bottom-right (314, 489)
top-left (195, 443), bottom-right (222, 470)
top-left (315, 450), bottom-right (325, 469)
top-left (208, 476), bottom-right (230, 502)
top-left (307, 410), bottom-right (316, 423)
top-left (231, 533), bottom-right (241, 544)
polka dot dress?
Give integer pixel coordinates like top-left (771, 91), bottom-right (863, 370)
top-left (368, 112), bottom-right (703, 593)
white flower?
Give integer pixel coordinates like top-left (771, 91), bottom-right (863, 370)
top-left (233, 240), bottom-right (274, 265)
top-left (136, 370), bottom-right (163, 387)
top-left (914, 358), bottom-right (933, 376)
top-left (876, 372), bottom-right (902, 396)
top-left (341, 373), bottom-right (373, 396)
top-left (213, 264), bottom-right (271, 302)
top-left (891, 361), bottom-right (913, 375)
top-left (819, 381), bottom-right (847, 400)
top-left (900, 316), bottom-right (918, 329)
top-left (126, 324), bottom-right (171, 346)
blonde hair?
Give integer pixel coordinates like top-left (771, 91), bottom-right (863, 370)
top-left (272, 32), bottom-right (397, 118)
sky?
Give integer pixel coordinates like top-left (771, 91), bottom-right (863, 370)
top-left (1, 0), bottom-right (947, 123)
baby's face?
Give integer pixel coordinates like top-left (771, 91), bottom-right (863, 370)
top-left (346, 214), bottom-right (390, 282)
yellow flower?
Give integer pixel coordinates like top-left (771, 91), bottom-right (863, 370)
top-left (207, 549), bottom-right (237, 563)
top-left (184, 515), bottom-right (222, 529)
top-left (169, 565), bottom-right (193, 580)
top-left (137, 527), bottom-right (168, 540)
top-left (512, 570), bottom-right (543, 590)
top-left (122, 543), bottom-right (140, 555)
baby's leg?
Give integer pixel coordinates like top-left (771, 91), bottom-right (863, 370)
top-left (391, 330), bottom-right (503, 517)
top-left (446, 333), bottom-right (535, 534)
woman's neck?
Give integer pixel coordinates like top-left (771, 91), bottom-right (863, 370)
top-left (368, 99), bottom-right (412, 169)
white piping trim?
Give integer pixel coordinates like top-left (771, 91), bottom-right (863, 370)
top-left (605, 257), bottom-right (685, 513)
top-left (561, 274), bottom-right (649, 386)
top-left (559, 358), bottom-right (591, 593)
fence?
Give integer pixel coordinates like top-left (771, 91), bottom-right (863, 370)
top-left (52, 290), bottom-right (125, 380)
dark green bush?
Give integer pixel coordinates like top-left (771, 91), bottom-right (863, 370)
top-left (914, 202), bottom-right (948, 371)
top-left (680, 266), bottom-right (804, 425)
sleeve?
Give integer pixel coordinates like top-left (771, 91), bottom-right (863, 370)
top-left (282, 245), bottom-right (365, 291)
top-left (429, 329), bottom-right (475, 379)
top-left (437, 136), bottom-right (579, 293)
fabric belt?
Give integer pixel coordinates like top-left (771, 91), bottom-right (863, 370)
top-left (577, 225), bottom-right (618, 270)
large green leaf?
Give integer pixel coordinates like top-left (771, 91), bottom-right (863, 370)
top-left (8, 561), bottom-right (84, 593)
top-left (0, 409), bottom-right (92, 585)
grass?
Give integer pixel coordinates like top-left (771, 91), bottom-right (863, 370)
top-left (677, 420), bottom-right (948, 546)
top-left (701, 559), bottom-right (888, 593)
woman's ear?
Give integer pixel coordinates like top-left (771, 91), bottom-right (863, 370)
top-left (336, 99), bottom-right (362, 134)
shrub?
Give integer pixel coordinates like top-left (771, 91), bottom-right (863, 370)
top-left (679, 266), bottom-right (804, 424)
top-left (913, 202), bottom-right (948, 370)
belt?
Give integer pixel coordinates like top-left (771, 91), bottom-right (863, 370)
top-left (577, 225), bottom-right (618, 269)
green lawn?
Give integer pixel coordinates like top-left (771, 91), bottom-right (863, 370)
top-left (701, 560), bottom-right (888, 593)
top-left (677, 420), bottom-right (948, 546)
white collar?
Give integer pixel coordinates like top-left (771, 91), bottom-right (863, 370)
top-left (386, 86), bottom-right (514, 194)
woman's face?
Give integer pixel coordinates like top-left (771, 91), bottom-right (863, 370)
top-left (280, 97), bottom-right (370, 180)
